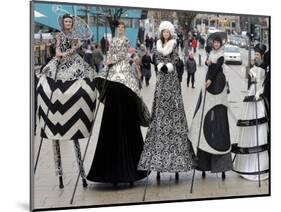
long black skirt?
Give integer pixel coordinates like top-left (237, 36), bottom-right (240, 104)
top-left (87, 81), bottom-right (147, 183)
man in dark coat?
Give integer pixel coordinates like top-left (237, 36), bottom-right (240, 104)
top-left (176, 58), bottom-right (184, 83)
top-left (186, 53), bottom-right (197, 88)
top-left (92, 44), bottom-right (104, 73)
top-left (141, 51), bottom-right (153, 86)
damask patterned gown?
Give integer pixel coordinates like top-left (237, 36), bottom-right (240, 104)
top-left (138, 39), bottom-right (196, 172)
top-left (36, 31), bottom-right (97, 179)
top-left (189, 48), bottom-right (232, 173)
top-left (232, 65), bottom-right (269, 181)
top-left (87, 36), bottom-right (149, 184)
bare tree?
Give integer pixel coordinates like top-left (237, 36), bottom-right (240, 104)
top-left (101, 8), bottom-right (128, 37)
top-left (177, 12), bottom-right (197, 39)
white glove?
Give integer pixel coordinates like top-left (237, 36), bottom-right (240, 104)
top-left (157, 63), bottom-right (164, 70)
top-left (249, 68), bottom-right (257, 79)
top-left (255, 89), bottom-right (262, 100)
top-left (166, 63), bottom-right (174, 72)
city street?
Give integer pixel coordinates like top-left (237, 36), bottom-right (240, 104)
top-left (33, 47), bottom-right (269, 210)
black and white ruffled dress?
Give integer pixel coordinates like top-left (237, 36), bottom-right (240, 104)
top-left (137, 39), bottom-right (196, 172)
top-left (232, 65), bottom-right (269, 181)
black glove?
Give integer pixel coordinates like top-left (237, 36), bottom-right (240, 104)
top-left (108, 63), bottom-right (114, 68)
top-left (160, 64), bottom-right (168, 73)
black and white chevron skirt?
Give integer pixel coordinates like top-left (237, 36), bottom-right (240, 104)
top-left (36, 75), bottom-right (97, 140)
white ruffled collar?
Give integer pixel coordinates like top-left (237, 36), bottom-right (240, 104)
top-left (209, 48), bottom-right (224, 63)
top-left (156, 39), bottom-right (176, 56)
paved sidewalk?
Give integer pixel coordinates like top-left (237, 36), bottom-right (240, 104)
top-left (32, 48), bottom-right (269, 209)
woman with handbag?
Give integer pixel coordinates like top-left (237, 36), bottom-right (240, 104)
top-left (138, 21), bottom-right (196, 182)
top-left (87, 21), bottom-right (149, 187)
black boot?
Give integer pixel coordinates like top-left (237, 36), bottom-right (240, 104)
top-left (59, 176), bottom-right (64, 189)
top-left (222, 172), bottom-right (226, 181)
top-left (202, 171), bottom-right (206, 179)
top-left (175, 172), bottom-right (179, 181)
top-left (156, 172), bottom-right (161, 182)
top-left (129, 182), bottom-right (134, 187)
top-left (192, 84), bottom-right (195, 88)
top-left (82, 179), bottom-right (88, 188)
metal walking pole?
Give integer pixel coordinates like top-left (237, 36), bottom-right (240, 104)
top-left (190, 87), bottom-right (207, 193)
top-left (142, 154), bottom-right (153, 201)
top-left (254, 80), bottom-right (262, 187)
top-left (70, 65), bottom-right (110, 204)
top-left (142, 68), bottom-right (168, 201)
top-left (34, 59), bottom-right (60, 174)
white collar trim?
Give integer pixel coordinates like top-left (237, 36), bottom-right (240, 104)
top-left (156, 39), bottom-right (176, 56)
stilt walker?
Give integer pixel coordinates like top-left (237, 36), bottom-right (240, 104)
top-left (76, 21), bottom-right (150, 205)
top-left (34, 7), bottom-right (97, 189)
top-left (189, 34), bottom-right (232, 193)
top-left (138, 21), bottom-right (196, 201)
top-left (232, 44), bottom-right (269, 183)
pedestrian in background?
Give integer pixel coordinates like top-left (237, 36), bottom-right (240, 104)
top-left (92, 44), bottom-right (104, 73)
top-left (186, 52), bottom-right (197, 88)
top-left (192, 37), bottom-right (198, 54)
top-left (176, 57), bottom-right (184, 83)
top-left (141, 50), bottom-right (153, 86)
top-left (183, 38), bottom-right (190, 61)
top-left (100, 36), bottom-right (106, 55)
top-left (145, 34), bottom-right (150, 51)
top-left (137, 44), bottom-right (146, 59)
top-left (152, 51), bottom-right (158, 76)
top-left (149, 36), bottom-right (154, 51)
top-left (84, 40), bottom-right (94, 69)
top-left (132, 55), bottom-right (142, 89)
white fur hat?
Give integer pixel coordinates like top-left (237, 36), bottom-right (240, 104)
top-left (158, 21), bottom-right (175, 37)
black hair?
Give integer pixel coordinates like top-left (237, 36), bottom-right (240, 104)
top-left (213, 36), bottom-right (222, 47)
top-left (117, 20), bottom-right (126, 28)
top-left (254, 43), bottom-right (266, 56)
top-left (62, 13), bottom-right (73, 20)
top-left (62, 14), bottom-right (73, 29)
